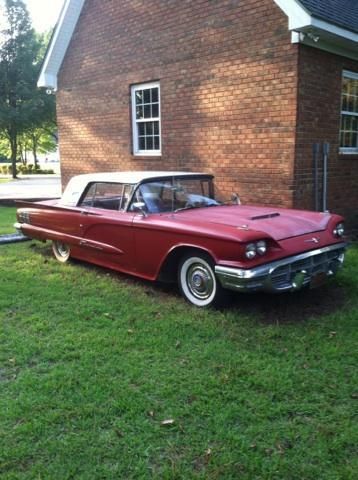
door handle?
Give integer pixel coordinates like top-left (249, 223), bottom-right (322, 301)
top-left (81, 210), bottom-right (99, 216)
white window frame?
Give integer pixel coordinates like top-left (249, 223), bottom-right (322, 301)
top-left (340, 70), bottom-right (358, 155)
top-left (131, 81), bottom-right (161, 156)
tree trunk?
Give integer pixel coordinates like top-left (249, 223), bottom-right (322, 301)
top-left (9, 129), bottom-right (17, 178)
top-left (31, 135), bottom-right (38, 167)
top-left (19, 141), bottom-right (24, 164)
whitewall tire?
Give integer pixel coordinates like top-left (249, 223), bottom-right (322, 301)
top-left (178, 253), bottom-right (225, 307)
top-left (52, 241), bottom-right (71, 263)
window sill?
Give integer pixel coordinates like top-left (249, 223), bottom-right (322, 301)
top-left (338, 152), bottom-right (358, 159)
top-left (131, 154), bottom-right (162, 160)
top-left (339, 149), bottom-right (358, 155)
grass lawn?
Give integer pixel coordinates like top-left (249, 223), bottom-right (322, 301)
top-left (0, 206), bottom-right (17, 235)
top-left (0, 242), bottom-right (357, 479)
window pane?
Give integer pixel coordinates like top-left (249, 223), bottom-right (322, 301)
top-left (146, 137), bottom-right (153, 149)
top-left (138, 123), bottom-right (145, 136)
top-left (347, 95), bottom-right (354, 112)
top-left (153, 121), bottom-right (159, 135)
top-left (152, 103), bottom-right (159, 118)
top-left (343, 132), bottom-right (351, 147)
top-left (91, 183), bottom-right (125, 211)
top-left (146, 122), bottom-right (153, 135)
top-left (353, 79), bottom-right (358, 96)
top-left (353, 116), bottom-right (358, 133)
top-left (80, 183), bottom-right (96, 206)
top-left (135, 90), bottom-right (143, 105)
top-left (143, 89), bottom-right (151, 104)
top-left (154, 136), bottom-right (160, 150)
top-left (151, 88), bottom-right (158, 103)
top-left (136, 105), bottom-right (143, 119)
top-left (342, 78), bottom-right (349, 95)
top-left (144, 104), bottom-right (151, 118)
top-left (139, 137), bottom-right (145, 150)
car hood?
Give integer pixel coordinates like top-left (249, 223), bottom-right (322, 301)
top-left (174, 205), bottom-right (332, 241)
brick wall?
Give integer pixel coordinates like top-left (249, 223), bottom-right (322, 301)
top-left (57, 0), bottom-right (298, 207)
top-left (295, 46), bottom-right (358, 231)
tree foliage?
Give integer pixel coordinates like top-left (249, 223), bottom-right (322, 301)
top-left (0, 0), bottom-right (56, 177)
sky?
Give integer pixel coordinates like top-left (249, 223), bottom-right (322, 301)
top-left (25, 0), bottom-right (65, 32)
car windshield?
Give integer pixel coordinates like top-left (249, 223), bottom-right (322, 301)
top-left (130, 176), bottom-right (220, 214)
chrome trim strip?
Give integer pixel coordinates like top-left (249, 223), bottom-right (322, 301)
top-left (215, 243), bottom-right (346, 292)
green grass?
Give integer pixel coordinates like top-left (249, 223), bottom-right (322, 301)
top-left (0, 242), bottom-right (357, 479)
top-left (0, 206), bottom-right (17, 234)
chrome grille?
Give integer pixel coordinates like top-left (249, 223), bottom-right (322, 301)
top-left (270, 247), bottom-right (345, 290)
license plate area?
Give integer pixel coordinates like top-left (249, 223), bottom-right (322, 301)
top-left (310, 272), bottom-right (328, 289)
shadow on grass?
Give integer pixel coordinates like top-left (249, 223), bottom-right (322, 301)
top-left (33, 243), bottom-right (347, 325)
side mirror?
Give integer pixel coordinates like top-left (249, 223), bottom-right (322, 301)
top-left (132, 201), bottom-right (147, 217)
top-left (231, 193), bottom-right (241, 205)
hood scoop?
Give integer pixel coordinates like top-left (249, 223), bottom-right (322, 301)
top-left (250, 212), bottom-right (280, 220)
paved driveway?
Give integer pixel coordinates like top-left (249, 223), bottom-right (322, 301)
top-left (0, 175), bottom-right (61, 200)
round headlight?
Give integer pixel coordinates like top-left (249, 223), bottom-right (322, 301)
top-left (333, 222), bottom-right (345, 238)
top-left (245, 243), bottom-right (257, 259)
top-left (256, 240), bottom-right (267, 255)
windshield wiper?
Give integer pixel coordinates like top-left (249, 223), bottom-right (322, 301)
top-left (174, 202), bottom-right (221, 213)
top-left (174, 204), bottom-right (197, 213)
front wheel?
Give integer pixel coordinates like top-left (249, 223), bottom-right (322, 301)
top-left (178, 253), bottom-right (226, 307)
top-left (52, 241), bottom-right (71, 263)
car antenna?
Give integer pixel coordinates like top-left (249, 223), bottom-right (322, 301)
top-left (171, 175), bottom-right (175, 214)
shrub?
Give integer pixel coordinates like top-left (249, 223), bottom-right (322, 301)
top-left (0, 163), bottom-right (55, 175)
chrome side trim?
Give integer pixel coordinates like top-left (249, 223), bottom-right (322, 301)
top-left (215, 243), bottom-right (346, 293)
top-left (14, 222), bottom-right (23, 233)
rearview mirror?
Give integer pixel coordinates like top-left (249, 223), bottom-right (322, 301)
top-left (132, 202), bottom-right (147, 217)
top-left (231, 193), bottom-right (241, 205)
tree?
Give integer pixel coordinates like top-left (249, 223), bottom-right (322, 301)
top-left (19, 122), bottom-right (57, 165)
top-left (0, 1), bottom-right (56, 177)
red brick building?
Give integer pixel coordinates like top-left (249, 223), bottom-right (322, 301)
top-left (39, 0), bottom-right (358, 230)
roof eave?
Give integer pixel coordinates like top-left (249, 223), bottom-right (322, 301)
top-left (274, 0), bottom-right (358, 61)
top-left (37, 0), bottom-right (86, 91)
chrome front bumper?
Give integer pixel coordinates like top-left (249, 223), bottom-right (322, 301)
top-left (215, 243), bottom-right (346, 293)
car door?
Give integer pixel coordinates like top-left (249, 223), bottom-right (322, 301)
top-left (77, 182), bottom-right (136, 271)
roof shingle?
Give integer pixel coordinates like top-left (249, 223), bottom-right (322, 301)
top-left (298, 0), bottom-right (358, 33)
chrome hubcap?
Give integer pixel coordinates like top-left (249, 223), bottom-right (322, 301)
top-left (187, 264), bottom-right (214, 300)
top-left (57, 242), bottom-right (69, 257)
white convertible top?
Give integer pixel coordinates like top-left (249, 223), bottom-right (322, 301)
top-left (59, 171), bottom-right (210, 206)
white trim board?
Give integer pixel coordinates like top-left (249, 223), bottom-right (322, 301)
top-left (38, 0), bottom-right (86, 90)
top-left (274, 0), bottom-right (357, 60)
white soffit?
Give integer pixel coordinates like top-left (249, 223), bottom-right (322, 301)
top-left (273, 0), bottom-right (358, 60)
top-left (37, 0), bottom-right (86, 90)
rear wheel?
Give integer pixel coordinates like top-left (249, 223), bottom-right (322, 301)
top-left (178, 253), bottom-right (226, 307)
top-left (52, 241), bottom-right (71, 263)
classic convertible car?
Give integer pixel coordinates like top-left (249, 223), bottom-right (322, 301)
top-left (15, 171), bottom-right (346, 307)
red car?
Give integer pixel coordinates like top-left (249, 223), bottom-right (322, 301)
top-left (15, 171), bottom-right (346, 307)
